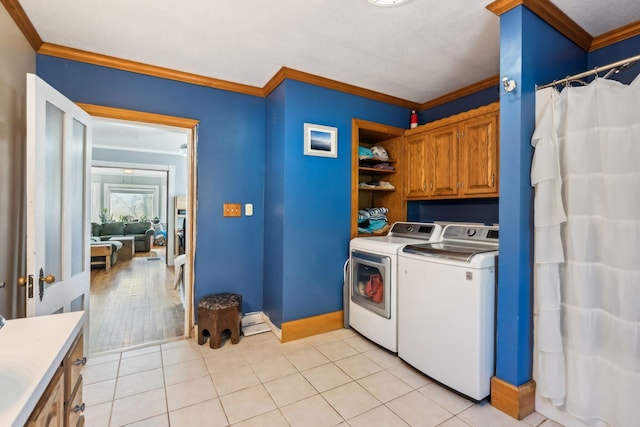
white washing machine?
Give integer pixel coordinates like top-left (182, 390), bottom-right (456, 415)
top-left (397, 224), bottom-right (499, 401)
top-left (347, 222), bottom-right (442, 353)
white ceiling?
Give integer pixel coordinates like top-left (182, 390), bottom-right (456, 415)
top-left (18, 0), bottom-right (640, 104)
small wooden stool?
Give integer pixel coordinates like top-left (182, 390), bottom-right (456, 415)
top-left (197, 293), bottom-right (242, 349)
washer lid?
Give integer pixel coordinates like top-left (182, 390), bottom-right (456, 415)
top-left (402, 242), bottom-right (496, 263)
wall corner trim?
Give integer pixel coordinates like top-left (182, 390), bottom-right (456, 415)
top-left (420, 75), bottom-right (499, 110)
top-left (76, 103), bottom-right (199, 129)
top-left (490, 376), bottom-right (536, 420)
top-left (590, 20), bottom-right (640, 51)
top-left (0, 0), bottom-right (42, 51)
top-left (264, 66), bottom-right (420, 110)
top-left (487, 0), bottom-right (592, 51)
top-left (280, 310), bottom-right (344, 343)
top-left (38, 42), bottom-right (265, 97)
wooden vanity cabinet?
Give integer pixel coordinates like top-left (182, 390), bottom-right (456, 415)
top-left (26, 332), bottom-right (86, 427)
top-left (25, 367), bottom-right (64, 427)
top-left (64, 332), bottom-right (86, 427)
top-left (404, 102), bottom-right (499, 200)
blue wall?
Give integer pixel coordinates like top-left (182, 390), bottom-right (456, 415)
top-left (265, 79), bottom-right (409, 326)
top-left (264, 83), bottom-right (286, 325)
top-left (37, 19), bottom-right (639, 368)
top-left (420, 85), bottom-right (500, 124)
top-left (407, 198), bottom-right (499, 225)
top-left (37, 55), bottom-right (410, 328)
top-left (589, 34), bottom-right (640, 84)
top-left (37, 55), bottom-right (267, 314)
top-left (496, 6), bottom-right (586, 386)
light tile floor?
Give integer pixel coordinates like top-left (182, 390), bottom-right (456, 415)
top-left (83, 328), bottom-right (563, 427)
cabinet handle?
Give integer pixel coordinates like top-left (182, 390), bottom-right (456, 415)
top-left (491, 174), bottom-right (495, 187)
top-left (422, 181), bottom-right (426, 191)
top-left (74, 357), bottom-right (87, 366)
top-left (73, 403), bottom-right (86, 413)
top-left (430, 181), bottom-right (433, 189)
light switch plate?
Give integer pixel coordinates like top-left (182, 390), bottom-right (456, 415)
top-left (223, 203), bottom-right (242, 217)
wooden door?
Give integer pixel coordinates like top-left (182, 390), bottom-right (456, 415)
top-left (404, 133), bottom-right (429, 198)
top-left (460, 112), bottom-right (498, 196)
top-left (429, 124), bottom-right (459, 197)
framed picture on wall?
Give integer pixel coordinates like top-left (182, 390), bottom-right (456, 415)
top-left (304, 123), bottom-right (338, 158)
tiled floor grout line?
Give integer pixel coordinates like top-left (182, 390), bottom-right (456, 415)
top-left (83, 331), bottom-right (553, 427)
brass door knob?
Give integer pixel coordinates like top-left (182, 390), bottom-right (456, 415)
top-left (39, 274), bottom-right (55, 284)
top-left (18, 276), bottom-right (27, 286)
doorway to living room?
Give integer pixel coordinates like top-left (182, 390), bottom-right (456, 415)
top-left (88, 116), bottom-right (192, 354)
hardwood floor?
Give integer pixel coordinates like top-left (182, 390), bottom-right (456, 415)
top-left (89, 247), bottom-right (184, 354)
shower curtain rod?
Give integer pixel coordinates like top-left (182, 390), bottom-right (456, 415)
top-left (536, 53), bottom-right (640, 90)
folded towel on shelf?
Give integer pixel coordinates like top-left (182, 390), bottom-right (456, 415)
top-left (371, 145), bottom-right (389, 161)
top-left (358, 219), bottom-right (388, 234)
top-left (372, 162), bottom-right (394, 170)
top-left (363, 207), bottom-right (389, 220)
top-left (358, 210), bottom-right (371, 222)
top-left (359, 180), bottom-right (395, 189)
top-left (358, 146), bottom-right (373, 159)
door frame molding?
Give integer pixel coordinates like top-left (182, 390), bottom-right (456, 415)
top-left (79, 103), bottom-right (199, 339)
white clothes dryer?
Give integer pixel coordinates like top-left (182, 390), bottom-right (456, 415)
top-left (398, 224), bottom-right (499, 401)
top-left (348, 222), bottom-right (442, 353)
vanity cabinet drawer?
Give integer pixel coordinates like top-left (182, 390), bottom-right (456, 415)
top-left (64, 332), bottom-right (85, 401)
top-left (65, 375), bottom-right (84, 427)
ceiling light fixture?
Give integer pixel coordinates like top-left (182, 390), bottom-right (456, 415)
top-left (368, 0), bottom-right (412, 7)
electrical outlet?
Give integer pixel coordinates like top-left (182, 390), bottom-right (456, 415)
top-left (223, 203), bottom-right (242, 217)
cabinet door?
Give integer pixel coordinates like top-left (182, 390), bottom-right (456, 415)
top-left (460, 113), bottom-right (498, 196)
top-left (66, 376), bottom-right (84, 427)
top-left (26, 368), bottom-right (64, 427)
top-left (429, 125), bottom-right (459, 197)
top-left (404, 133), bottom-right (429, 198)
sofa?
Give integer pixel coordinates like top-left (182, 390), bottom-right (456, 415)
top-left (90, 237), bottom-right (122, 268)
top-left (91, 221), bottom-right (155, 252)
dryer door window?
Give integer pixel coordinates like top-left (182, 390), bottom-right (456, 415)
top-left (350, 250), bottom-right (391, 319)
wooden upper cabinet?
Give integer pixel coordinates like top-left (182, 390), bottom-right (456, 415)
top-left (404, 102), bottom-right (499, 201)
top-left (430, 124), bottom-right (458, 197)
top-left (404, 133), bottom-right (429, 198)
top-left (459, 112), bottom-right (499, 196)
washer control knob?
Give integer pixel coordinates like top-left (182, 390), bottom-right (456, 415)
top-left (466, 228), bottom-right (477, 237)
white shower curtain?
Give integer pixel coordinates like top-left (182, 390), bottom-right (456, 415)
top-left (532, 75), bottom-right (640, 427)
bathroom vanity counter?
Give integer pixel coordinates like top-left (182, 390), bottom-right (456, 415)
top-left (0, 311), bottom-right (85, 427)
